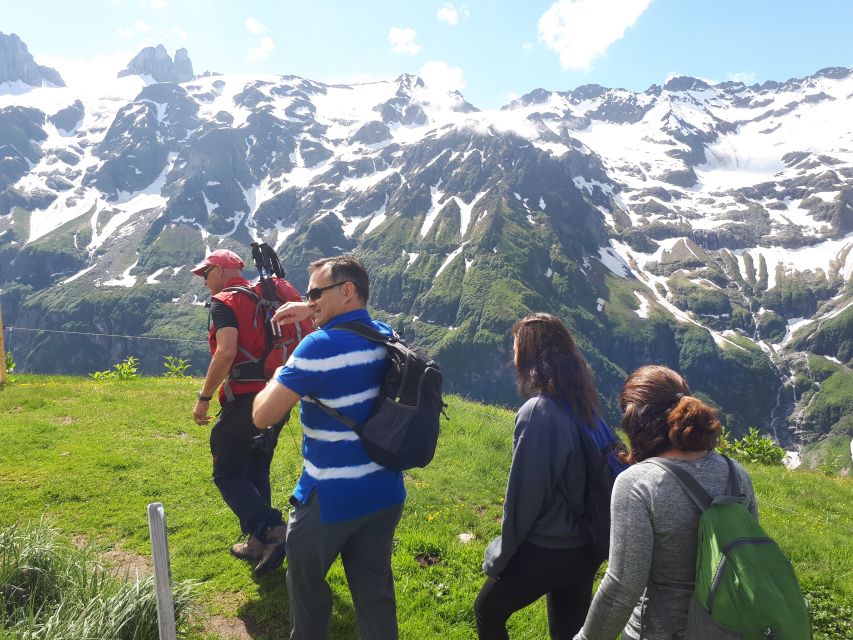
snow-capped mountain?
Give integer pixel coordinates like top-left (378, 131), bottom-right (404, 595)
top-left (2, 39), bottom-right (851, 460)
top-left (0, 32), bottom-right (64, 87)
top-left (117, 45), bottom-right (194, 84)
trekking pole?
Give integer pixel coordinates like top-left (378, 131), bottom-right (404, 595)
top-left (251, 242), bottom-right (282, 338)
top-left (147, 502), bottom-right (177, 640)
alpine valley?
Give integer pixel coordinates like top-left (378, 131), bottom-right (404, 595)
top-left (1, 33), bottom-right (851, 471)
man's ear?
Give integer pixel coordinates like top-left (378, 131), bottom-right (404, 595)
top-left (343, 280), bottom-right (357, 302)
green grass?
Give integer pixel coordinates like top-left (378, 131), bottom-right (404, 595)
top-left (801, 434), bottom-right (853, 476)
top-left (0, 520), bottom-right (194, 639)
top-left (1, 375), bottom-right (852, 639)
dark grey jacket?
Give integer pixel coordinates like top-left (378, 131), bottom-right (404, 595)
top-left (483, 395), bottom-right (589, 577)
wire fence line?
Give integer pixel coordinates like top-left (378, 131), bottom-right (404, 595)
top-left (3, 325), bottom-right (208, 344)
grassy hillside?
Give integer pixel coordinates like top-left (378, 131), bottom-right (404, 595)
top-left (1, 375), bottom-right (851, 639)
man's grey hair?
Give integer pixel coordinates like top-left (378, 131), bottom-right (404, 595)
top-left (309, 255), bottom-right (370, 302)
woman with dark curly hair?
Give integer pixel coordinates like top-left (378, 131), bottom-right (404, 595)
top-left (574, 365), bottom-right (758, 640)
top-left (474, 313), bottom-right (607, 640)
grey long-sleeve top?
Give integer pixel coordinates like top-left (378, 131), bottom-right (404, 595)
top-left (483, 395), bottom-right (589, 578)
top-left (575, 452), bottom-right (758, 640)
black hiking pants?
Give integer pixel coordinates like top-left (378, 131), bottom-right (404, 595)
top-left (474, 541), bottom-right (600, 640)
top-left (210, 392), bottom-right (286, 542)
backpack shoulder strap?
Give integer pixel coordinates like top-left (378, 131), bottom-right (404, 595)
top-left (309, 396), bottom-right (360, 430)
top-left (722, 454), bottom-right (742, 497)
top-left (307, 321), bottom-right (395, 432)
top-left (329, 321), bottom-right (395, 343)
top-left (219, 285), bottom-right (266, 333)
top-left (644, 458), bottom-right (713, 513)
top-left (222, 285), bottom-right (261, 302)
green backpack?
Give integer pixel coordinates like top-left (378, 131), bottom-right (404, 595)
top-left (643, 456), bottom-right (812, 640)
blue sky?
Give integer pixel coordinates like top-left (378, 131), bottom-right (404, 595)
top-left (4, 0), bottom-right (853, 108)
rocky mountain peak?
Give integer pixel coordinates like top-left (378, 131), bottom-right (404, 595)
top-left (395, 73), bottom-right (425, 97)
top-left (663, 75), bottom-right (711, 92)
top-left (117, 44), bottom-right (194, 83)
top-left (813, 66), bottom-right (852, 81)
top-left (569, 83), bottom-right (607, 101)
top-left (501, 88), bottom-right (552, 110)
top-left (173, 48), bottom-right (193, 81)
top-left (0, 32), bottom-right (65, 87)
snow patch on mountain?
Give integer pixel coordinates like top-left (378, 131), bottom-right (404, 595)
top-left (435, 242), bottom-right (467, 278)
top-left (340, 166), bottom-right (397, 192)
top-left (420, 185), bottom-right (445, 237)
top-left (146, 267), bottom-right (169, 284)
top-left (634, 292), bottom-right (651, 318)
top-left (62, 264), bottom-right (96, 284)
top-left (100, 259), bottom-right (139, 287)
top-left (597, 246), bottom-right (632, 278)
top-left (363, 197), bottom-right (389, 236)
top-left (735, 234), bottom-right (853, 289)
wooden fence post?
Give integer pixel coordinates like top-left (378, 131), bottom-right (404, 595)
top-left (147, 502), bottom-right (177, 640)
top-left (0, 304), bottom-right (7, 385)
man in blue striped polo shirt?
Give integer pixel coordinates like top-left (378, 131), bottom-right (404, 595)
top-left (253, 255), bottom-right (406, 640)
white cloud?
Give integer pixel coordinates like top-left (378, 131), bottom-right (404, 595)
top-left (415, 60), bottom-right (466, 110)
top-left (388, 27), bottom-right (422, 55)
top-left (727, 71), bottom-right (757, 84)
top-left (246, 16), bottom-right (268, 34)
top-left (538, 0), bottom-right (653, 71)
top-left (150, 0), bottom-right (168, 8)
top-left (247, 36), bottom-right (274, 63)
top-left (245, 17), bottom-right (273, 63)
top-left (39, 51), bottom-right (135, 88)
top-left (323, 72), bottom-right (390, 85)
top-left (117, 20), bottom-right (151, 38)
top-left (169, 28), bottom-right (189, 40)
top-left (522, 41), bottom-right (534, 51)
top-left (420, 61), bottom-right (465, 92)
top-left (437, 3), bottom-right (469, 26)
top-left (135, 37), bottom-right (158, 49)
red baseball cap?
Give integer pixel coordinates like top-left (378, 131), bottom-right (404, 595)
top-left (191, 249), bottom-right (245, 276)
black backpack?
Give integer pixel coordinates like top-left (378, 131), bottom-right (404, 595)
top-left (310, 321), bottom-right (445, 471)
top-left (557, 402), bottom-right (627, 563)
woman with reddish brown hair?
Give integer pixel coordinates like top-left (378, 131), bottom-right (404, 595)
top-left (574, 365), bottom-right (758, 640)
top-left (475, 313), bottom-right (606, 640)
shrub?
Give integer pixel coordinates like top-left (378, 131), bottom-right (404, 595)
top-left (4, 351), bottom-right (14, 380)
top-left (162, 355), bottom-right (191, 378)
top-left (717, 426), bottom-right (785, 466)
top-left (91, 356), bottom-right (139, 381)
top-left (0, 520), bottom-right (194, 639)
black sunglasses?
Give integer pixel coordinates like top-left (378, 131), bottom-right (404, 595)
top-left (304, 281), bottom-right (348, 301)
top-left (202, 266), bottom-right (217, 280)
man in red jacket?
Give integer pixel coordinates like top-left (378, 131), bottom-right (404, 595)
top-left (191, 249), bottom-right (287, 574)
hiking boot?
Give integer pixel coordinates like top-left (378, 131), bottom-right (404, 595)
top-left (253, 524), bottom-right (287, 575)
top-left (230, 535), bottom-right (264, 563)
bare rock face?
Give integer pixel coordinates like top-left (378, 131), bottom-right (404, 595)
top-left (49, 100), bottom-right (85, 132)
top-left (0, 32), bottom-right (65, 87)
top-left (117, 44), bottom-right (194, 83)
top-left (173, 48), bottom-right (194, 82)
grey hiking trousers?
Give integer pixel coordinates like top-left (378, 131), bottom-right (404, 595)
top-left (285, 491), bottom-right (404, 640)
